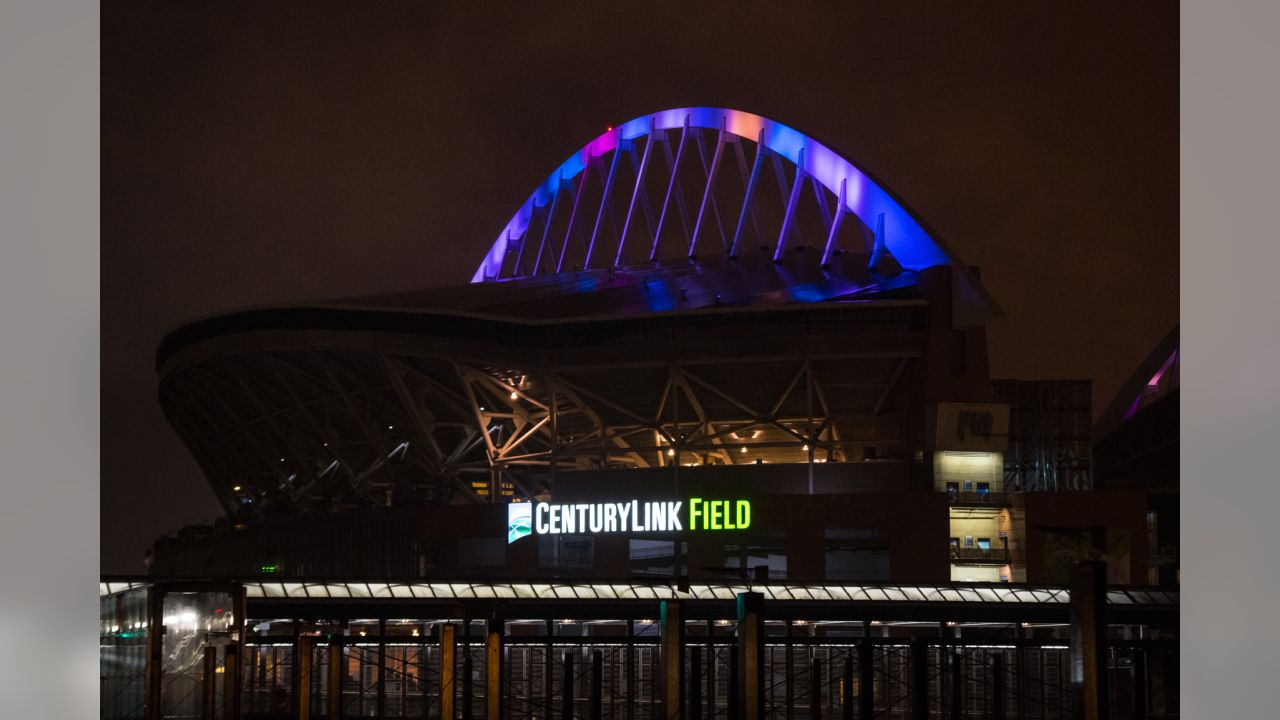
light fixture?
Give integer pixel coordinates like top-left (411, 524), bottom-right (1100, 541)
top-left (740, 446), bottom-right (747, 453)
top-left (802, 443), bottom-right (809, 452)
top-left (667, 448), bottom-right (675, 457)
top-left (510, 390), bottom-right (518, 400)
top-left (233, 485), bottom-right (241, 491)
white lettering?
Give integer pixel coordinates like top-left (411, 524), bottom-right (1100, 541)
top-left (618, 502), bottom-right (631, 531)
top-left (589, 504), bottom-right (603, 533)
top-left (605, 503), bottom-right (618, 532)
top-left (560, 505), bottom-right (573, 534)
top-left (536, 503), bottom-right (550, 534)
top-left (667, 501), bottom-right (683, 531)
top-left (549, 505), bottom-right (561, 534)
top-left (576, 504), bottom-right (589, 532)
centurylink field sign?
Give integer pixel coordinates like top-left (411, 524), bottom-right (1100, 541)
top-left (507, 498), bottom-right (752, 544)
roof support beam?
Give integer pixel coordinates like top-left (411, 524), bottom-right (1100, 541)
top-left (820, 178), bottom-right (849, 268)
top-left (616, 120), bottom-right (658, 267)
top-left (689, 120), bottom-right (728, 257)
top-left (773, 148), bottom-right (806, 263)
top-left (729, 130), bottom-right (766, 257)
top-left (652, 115), bottom-right (692, 261)
top-left (585, 136), bottom-right (624, 269)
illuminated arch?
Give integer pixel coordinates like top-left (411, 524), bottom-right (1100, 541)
top-left (474, 107), bottom-right (964, 283)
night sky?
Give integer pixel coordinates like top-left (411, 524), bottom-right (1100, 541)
top-left (101, 3), bottom-right (1177, 574)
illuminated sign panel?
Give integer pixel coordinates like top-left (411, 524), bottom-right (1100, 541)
top-left (508, 498), bottom-right (751, 543)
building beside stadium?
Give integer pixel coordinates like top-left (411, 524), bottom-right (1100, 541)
top-left (103, 108), bottom-right (1178, 719)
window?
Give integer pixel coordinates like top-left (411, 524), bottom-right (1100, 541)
top-left (976, 482), bottom-right (990, 494)
top-left (824, 529), bottom-right (890, 581)
top-left (977, 538), bottom-right (991, 551)
top-left (629, 539), bottom-right (674, 578)
top-left (965, 536), bottom-right (974, 548)
top-left (964, 481), bottom-right (974, 491)
top-left (539, 534), bottom-right (594, 573)
top-left (946, 482), bottom-right (960, 493)
top-left (726, 531), bottom-right (788, 580)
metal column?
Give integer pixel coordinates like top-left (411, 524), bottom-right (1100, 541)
top-left (296, 637), bottom-right (312, 720)
top-left (736, 592), bottom-right (765, 720)
top-left (327, 641), bottom-right (343, 720)
top-left (1070, 560), bottom-right (1109, 720)
top-left (441, 624), bottom-right (456, 720)
top-left (202, 646), bottom-right (218, 720)
top-left (1133, 649), bottom-right (1148, 720)
top-left (144, 588), bottom-right (164, 720)
top-left (660, 600), bottom-right (685, 720)
top-left (486, 617), bottom-right (504, 720)
top-left (223, 641), bottom-right (241, 720)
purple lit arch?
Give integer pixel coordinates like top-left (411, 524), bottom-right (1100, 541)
top-left (474, 107), bottom-right (965, 283)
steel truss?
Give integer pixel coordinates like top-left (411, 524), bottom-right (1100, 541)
top-left (161, 342), bottom-right (916, 516)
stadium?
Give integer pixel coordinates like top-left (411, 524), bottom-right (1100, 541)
top-left (102, 108), bottom-right (1178, 719)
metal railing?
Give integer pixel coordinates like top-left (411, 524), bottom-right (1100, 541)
top-left (949, 547), bottom-right (1010, 563)
top-left (233, 633), bottom-right (1176, 719)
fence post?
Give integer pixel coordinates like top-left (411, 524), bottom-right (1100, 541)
top-left (843, 656), bottom-right (854, 720)
top-left (1133, 649), bottom-right (1147, 720)
top-left (690, 645), bottom-right (702, 720)
top-left (625, 620), bottom-right (636, 720)
top-left (728, 640), bottom-right (740, 720)
top-left (546, 621), bottom-right (556, 720)
top-left (563, 651), bottom-right (575, 720)
top-left (144, 588), bottom-right (164, 720)
top-left (949, 649), bottom-right (962, 720)
top-left (857, 638), bottom-right (873, 719)
top-left (705, 642), bottom-right (715, 719)
top-left (910, 639), bottom-right (928, 720)
top-left (809, 656), bottom-right (822, 720)
top-left (462, 638), bottom-right (473, 720)
top-left (327, 641), bottom-right (342, 720)
top-left (591, 649), bottom-right (603, 720)
top-left (992, 653), bottom-right (1005, 720)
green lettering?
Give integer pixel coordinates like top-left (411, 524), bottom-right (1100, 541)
top-left (737, 500), bottom-right (751, 529)
top-left (689, 498), bottom-right (702, 530)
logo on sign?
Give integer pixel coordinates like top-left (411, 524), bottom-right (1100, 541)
top-left (507, 503), bottom-right (533, 544)
top-left (506, 498), bottom-right (752, 543)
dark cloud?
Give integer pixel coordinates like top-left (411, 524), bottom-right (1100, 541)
top-left (102, 2), bottom-right (1177, 573)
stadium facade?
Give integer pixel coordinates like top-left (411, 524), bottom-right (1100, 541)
top-left (103, 108), bottom-right (1177, 719)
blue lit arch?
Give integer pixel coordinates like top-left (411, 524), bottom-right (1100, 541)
top-left (474, 107), bottom-right (962, 283)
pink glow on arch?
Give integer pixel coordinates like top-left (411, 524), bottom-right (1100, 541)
top-left (1147, 350), bottom-right (1178, 387)
top-left (474, 107), bottom-right (955, 282)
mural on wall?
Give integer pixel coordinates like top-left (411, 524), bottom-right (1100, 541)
top-left (1041, 528), bottom-right (1131, 584)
